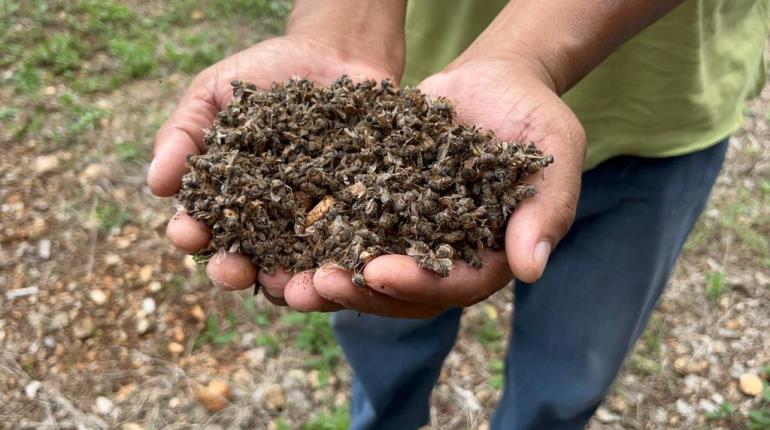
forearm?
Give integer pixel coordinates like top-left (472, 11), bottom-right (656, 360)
top-left (454, 0), bottom-right (685, 94)
top-left (287, 0), bottom-right (407, 79)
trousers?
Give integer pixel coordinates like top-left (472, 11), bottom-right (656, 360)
top-left (333, 139), bottom-right (729, 430)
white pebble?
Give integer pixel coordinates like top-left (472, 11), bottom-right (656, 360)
top-left (136, 318), bottom-right (151, 335)
top-left (148, 281), bottom-right (162, 292)
top-left (141, 297), bottom-right (156, 315)
top-left (37, 239), bottom-right (51, 259)
top-left (24, 381), bottom-right (42, 399)
top-left (95, 396), bottom-right (113, 415)
top-left (89, 289), bottom-right (107, 305)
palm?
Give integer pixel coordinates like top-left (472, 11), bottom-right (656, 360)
top-left (341, 59), bottom-right (587, 312)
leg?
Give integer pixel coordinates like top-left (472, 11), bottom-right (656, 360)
top-left (492, 140), bottom-right (729, 430)
top-left (333, 308), bottom-right (463, 430)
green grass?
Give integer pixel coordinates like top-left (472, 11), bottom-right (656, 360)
top-left (194, 311), bottom-right (239, 349)
top-left (705, 402), bottom-right (737, 421)
top-left (302, 405), bottom-right (350, 430)
top-left (706, 271), bottom-right (727, 303)
top-left (488, 359), bottom-right (504, 390)
top-left (282, 312), bottom-right (341, 384)
top-left (628, 315), bottom-right (667, 375)
top-left (95, 201), bottom-right (130, 232)
top-left (115, 142), bottom-right (145, 163)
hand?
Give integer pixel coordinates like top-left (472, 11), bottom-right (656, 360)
top-left (148, 34), bottom-right (396, 310)
top-left (310, 58), bottom-right (585, 317)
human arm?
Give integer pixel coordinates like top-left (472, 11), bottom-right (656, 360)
top-left (309, 0), bottom-right (687, 316)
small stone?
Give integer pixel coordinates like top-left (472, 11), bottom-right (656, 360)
top-left (24, 380), bottom-right (42, 399)
top-left (286, 389), bottom-right (311, 414)
top-left (196, 379), bottom-right (231, 412)
top-left (37, 239), bottom-right (51, 259)
top-left (739, 373), bottom-right (763, 396)
top-left (333, 392), bottom-right (347, 408)
top-left (34, 155), bottom-right (59, 174)
top-left (104, 254), bottom-right (122, 266)
top-left (139, 265), bottom-right (153, 283)
top-left (89, 289), bottom-right (108, 305)
top-left (169, 397), bottom-right (181, 408)
top-left (43, 336), bottom-right (55, 349)
top-left (168, 342), bottom-right (184, 354)
top-left (79, 163), bottom-right (110, 183)
top-left (244, 348), bottom-right (266, 368)
top-left (141, 297), bottom-right (156, 314)
top-left (147, 281), bottom-right (162, 293)
top-left (95, 396), bottom-right (113, 415)
top-left (698, 398), bottom-right (716, 414)
top-left (283, 369), bottom-right (307, 389)
top-left (115, 383), bottom-right (137, 402)
top-left (725, 318), bottom-right (743, 330)
top-left (675, 399), bottom-right (695, 422)
top-left (184, 255), bottom-right (197, 271)
top-left (136, 318), bottom-right (151, 335)
top-left (190, 305), bottom-right (205, 322)
top-left (191, 9), bottom-right (204, 20)
top-left (49, 312), bottom-right (70, 330)
top-left (263, 383), bottom-right (285, 411)
top-left (452, 386), bottom-right (481, 412)
top-left (307, 369), bottom-right (321, 389)
top-left (595, 407), bottom-right (619, 423)
top-left (73, 317), bottom-right (95, 339)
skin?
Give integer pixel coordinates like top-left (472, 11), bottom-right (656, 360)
top-left (149, 0), bottom-right (685, 318)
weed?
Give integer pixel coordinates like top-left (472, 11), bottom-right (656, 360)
top-left (194, 312), bottom-right (238, 349)
top-left (274, 419), bottom-right (291, 430)
top-left (36, 32), bottom-right (82, 75)
top-left (705, 402), bottom-right (736, 421)
top-left (302, 405), bottom-right (350, 430)
top-left (115, 142), bottom-right (144, 162)
top-left (748, 408), bottom-right (770, 429)
top-left (0, 107), bottom-right (19, 122)
top-left (488, 358), bottom-right (504, 390)
top-left (109, 37), bottom-right (157, 80)
top-left (95, 202), bottom-right (130, 232)
top-left (706, 271), bottom-right (727, 302)
top-left (282, 312), bottom-right (341, 383)
top-left (10, 63), bottom-right (42, 96)
top-left (242, 296), bottom-right (270, 327)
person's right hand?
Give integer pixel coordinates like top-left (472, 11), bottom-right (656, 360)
top-left (148, 34), bottom-right (396, 310)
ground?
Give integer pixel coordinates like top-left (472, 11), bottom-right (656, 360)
top-left (1, 2), bottom-right (768, 429)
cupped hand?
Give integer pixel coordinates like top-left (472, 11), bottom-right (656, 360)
top-left (311, 58), bottom-right (586, 317)
top-left (149, 35), bottom-right (394, 310)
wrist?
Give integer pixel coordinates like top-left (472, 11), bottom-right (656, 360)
top-left (286, 0), bottom-right (406, 81)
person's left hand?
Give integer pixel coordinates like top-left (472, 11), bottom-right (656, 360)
top-left (306, 58), bottom-right (586, 318)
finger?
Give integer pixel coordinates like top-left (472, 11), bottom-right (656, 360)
top-left (284, 270), bottom-right (344, 312)
top-left (165, 210), bottom-right (211, 253)
top-left (505, 117), bottom-right (585, 283)
top-left (363, 251), bottom-right (512, 306)
top-left (257, 267), bottom-right (293, 306)
top-left (148, 77), bottom-right (219, 197)
top-left (205, 252), bottom-right (257, 291)
top-left (313, 266), bottom-right (446, 319)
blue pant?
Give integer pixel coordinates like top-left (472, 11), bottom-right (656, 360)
top-left (333, 140), bottom-right (728, 430)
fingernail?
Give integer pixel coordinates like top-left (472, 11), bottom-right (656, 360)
top-left (533, 241), bottom-right (552, 279)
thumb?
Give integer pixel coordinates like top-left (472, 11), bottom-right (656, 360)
top-left (505, 130), bottom-right (584, 283)
top-left (147, 75), bottom-right (221, 197)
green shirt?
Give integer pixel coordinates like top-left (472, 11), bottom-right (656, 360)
top-left (404, 0), bottom-right (768, 170)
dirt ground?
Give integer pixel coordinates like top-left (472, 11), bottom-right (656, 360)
top-left (1, 2), bottom-right (768, 429)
